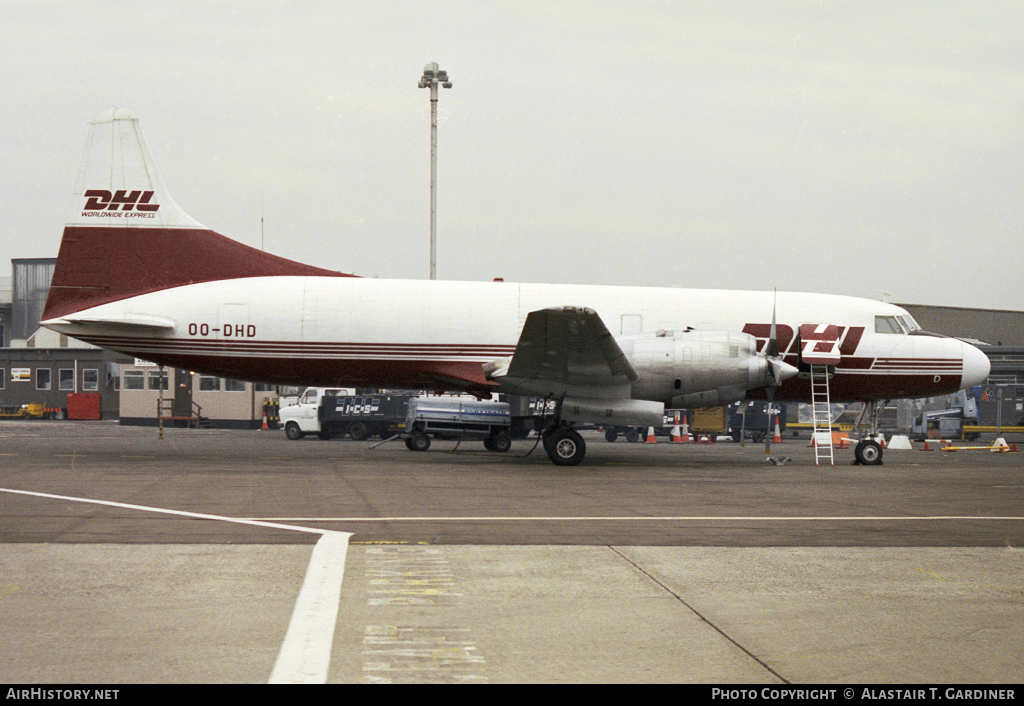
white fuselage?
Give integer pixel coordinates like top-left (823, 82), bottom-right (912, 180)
top-left (43, 276), bottom-right (990, 403)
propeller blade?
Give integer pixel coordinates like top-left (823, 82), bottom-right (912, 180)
top-left (766, 289), bottom-right (779, 359)
top-left (765, 290), bottom-right (780, 455)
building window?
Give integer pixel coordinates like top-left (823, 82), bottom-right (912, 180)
top-left (83, 369), bottom-right (99, 391)
top-left (199, 376), bottom-right (221, 391)
top-left (224, 378), bottom-right (246, 392)
top-left (59, 369), bottom-right (75, 391)
top-left (36, 369), bottom-right (51, 390)
top-left (254, 382), bottom-right (273, 392)
top-left (124, 370), bottom-right (145, 390)
top-left (0, 369), bottom-right (4, 390)
top-left (147, 370), bottom-right (169, 391)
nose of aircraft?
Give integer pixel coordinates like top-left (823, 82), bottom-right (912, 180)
top-left (961, 341), bottom-right (991, 389)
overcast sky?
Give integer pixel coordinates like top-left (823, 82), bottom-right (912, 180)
top-left (2, 1), bottom-right (1021, 310)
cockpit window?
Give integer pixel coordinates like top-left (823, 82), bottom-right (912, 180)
top-left (898, 315), bottom-right (920, 332)
top-left (875, 315), bottom-right (904, 334)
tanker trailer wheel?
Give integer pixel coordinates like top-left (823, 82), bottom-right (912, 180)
top-left (408, 433), bottom-right (431, 452)
top-left (486, 432), bottom-right (512, 453)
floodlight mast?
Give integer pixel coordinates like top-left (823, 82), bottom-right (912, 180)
top-left (418, 62), bottom-right (452, 280)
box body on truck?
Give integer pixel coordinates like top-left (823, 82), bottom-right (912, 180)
top-left (279, 387), bottom-right (410, 440)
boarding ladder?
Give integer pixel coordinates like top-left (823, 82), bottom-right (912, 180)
top-left (810, 364), bottom-right (834, 466)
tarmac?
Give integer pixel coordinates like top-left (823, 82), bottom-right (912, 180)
top-left (1, 421), bottom-right (1022, 684)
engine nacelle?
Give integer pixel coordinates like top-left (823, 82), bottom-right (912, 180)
top-left (620, 330), bottom-right (771, 403)
top-left (560, 397), bottom-right (665, 428)
top-left (671, 386), bottom-right (749, 408)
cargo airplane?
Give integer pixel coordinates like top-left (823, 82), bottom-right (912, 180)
top-left (41, 110), bottom-right (990, 466)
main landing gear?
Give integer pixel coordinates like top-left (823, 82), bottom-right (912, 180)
top-left (543, 426), bottom-right (586, 466)
top-left (537, 399), bottom-right (587, 466)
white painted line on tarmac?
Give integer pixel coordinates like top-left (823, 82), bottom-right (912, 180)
top-left (0, 487), bottom-right (351, 684)
top-left (250, 514), bottom-right (1024, 522)
top-left (0, 487), bottom-right (326, 534)
top-left (269, 531), bottom-right (350, 684)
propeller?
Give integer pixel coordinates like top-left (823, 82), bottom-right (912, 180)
top-left (763, 290), bottom-right (793, 455)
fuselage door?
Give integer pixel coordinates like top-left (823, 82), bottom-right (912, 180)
top-left (799, 324), bottom-right (841, 366)
top-left (621, 315), bottom-right (642, 337)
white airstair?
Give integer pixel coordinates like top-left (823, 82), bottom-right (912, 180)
top-left (799, 323), bottom-right (842, 467)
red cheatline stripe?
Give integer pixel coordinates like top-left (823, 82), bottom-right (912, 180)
top-left (75, 335), bottom-right (516, 360)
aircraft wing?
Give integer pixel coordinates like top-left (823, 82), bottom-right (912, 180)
top-left (485, 306), bottom-right (637, 399)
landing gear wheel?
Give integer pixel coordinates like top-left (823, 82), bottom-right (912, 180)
top-left (854, 439), bottom-right (883, 465)
top-left (544, 428), bottom-right (586, 466)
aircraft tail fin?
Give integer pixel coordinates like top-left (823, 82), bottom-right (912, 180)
top-left (43, 109), bottom-right (350, 321)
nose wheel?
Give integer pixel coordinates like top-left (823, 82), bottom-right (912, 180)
top-left (851, 400), bottom-right (887, 465)
top-left (543, 427), bottom-right (586, 466)
top-left (853, 439), bottom-right (883, 465)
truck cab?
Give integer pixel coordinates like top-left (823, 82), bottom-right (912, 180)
top-left (279, 387), bottom-right (351, 440)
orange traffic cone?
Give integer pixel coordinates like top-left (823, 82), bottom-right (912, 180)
top-left (772, 415), bottom-right (782, 443)
top-left (679, 414), bottom-right (691, 443)
top-left (261, 411), bottom-right (270, 431)
top-left (646, 426), bottom-right (657, 443)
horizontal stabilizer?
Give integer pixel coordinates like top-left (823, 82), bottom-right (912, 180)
top-left (51, 313), bottom-right (177, 331)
